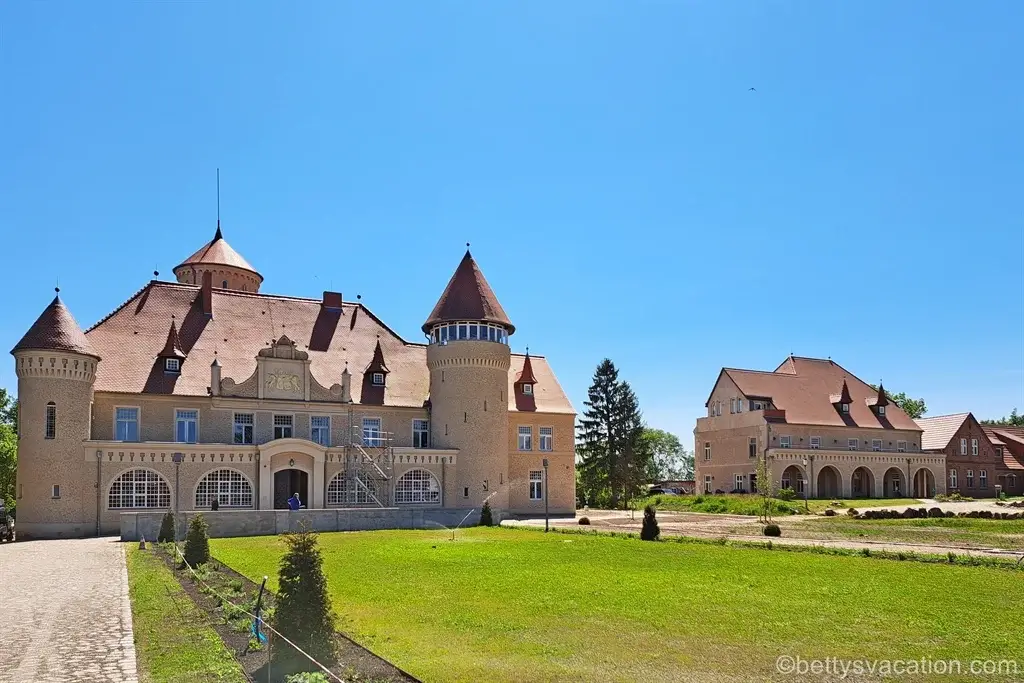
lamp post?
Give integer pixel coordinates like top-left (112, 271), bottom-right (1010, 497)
top-left (802, 457), bottom-right (809, 511)
top-left (543, 458), bottom-right (549, 532)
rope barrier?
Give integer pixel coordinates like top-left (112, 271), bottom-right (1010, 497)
top-left (171, 544), bottom-right (346, 683)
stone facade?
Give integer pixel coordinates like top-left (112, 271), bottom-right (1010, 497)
top-left (13, 236), bottom-right (576, 538)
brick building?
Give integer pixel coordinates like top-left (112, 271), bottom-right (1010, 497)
top-left (916, 413), bottom-right (1003, 498)
top-left (12, 228), bottom-right (575, 538)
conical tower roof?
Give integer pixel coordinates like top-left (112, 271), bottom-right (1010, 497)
top-left (422, 251), bottom-right (514, 333)
top-left (173, 224), bottom-right (262, 281)
top-left (12, 293), bottom-right (99, 358)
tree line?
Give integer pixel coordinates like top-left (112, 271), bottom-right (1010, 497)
top-left (0, 388), bottom-right (17, 513)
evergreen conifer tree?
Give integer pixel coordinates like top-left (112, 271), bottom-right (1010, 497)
top-left (640, 504), bottom-right (660, 541)
top-left (157, 512), bottom-right (175, 543)
top-left (274, 526), bottom-right (337, 672)
top-left (479, 501), bottom-right (494, 526)
top-left (183, 513), bottom-right (210, 566)
top-left (577, 359), bottom-right (654, 509)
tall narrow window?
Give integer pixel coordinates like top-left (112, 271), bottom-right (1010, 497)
top-left (736, 399), bottom-right (743, 413)
top-left (175, 410), bottom-right (198, 443)
top-left (949, 469), bottom-right (958, 489)
top-left (971, 438), bottom-right (979, 456)
top-left (734, 474), bottom-right (745, 491)
top-left (44, 402), bottom-right (56, 439)
top-left (960, 438), bottom-right (967, 455)
top-left (412, 419), bottom-right (430, 448)
top-left (980, 469), bottom-right (988, 489)
top-left (233, 413), bottom-right (254, 444)
top-left (273, 415), bottom-right (293, 440)
top-left (116, 407), bottom-right (139, 441)
top-left (529, 471), bottom-right (543, 500)
top-left (966, 469), bottom-right (974, 488)
top-left (704, 442), bottom-right (711, 461)
top-left (703, 475), bottom-right (712, 493)
top-left (748, 437), bottom-right (757, 458)
top-left (518, 426), bottom-right (532, 451)
top-left (539, 427), bottom-right (553, 452)
top-left (310, 416), bottom-right (330, 446)
top-left (362, 418), bottom-right (382, 447)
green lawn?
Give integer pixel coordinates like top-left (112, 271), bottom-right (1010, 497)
top-left (127, 547), bottom-right (248, 683)
top-left (212, 528), bottom-right (1023, 683)
top-left (791, 516), bottom-right (1024, 551)
top-left (636, 493), bottom-right (924, 515)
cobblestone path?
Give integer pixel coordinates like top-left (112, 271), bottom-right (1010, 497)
top-left (0, 538), bottom-right (138, 683)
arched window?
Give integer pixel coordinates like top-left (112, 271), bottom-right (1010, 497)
top-left (195, 469), bottom-right (253, 508)
top-left (326, 472), bottom-right (380, 505)
top-left (45, 402), bottom-right (56, 439)
top-left (108, 469), bottom-right (171, 509)
top-left (394, 469), bottom-right (440, 504)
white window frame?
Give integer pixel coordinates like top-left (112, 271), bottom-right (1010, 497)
top-left (877, 404), bottom-right (886, 415)
top-left (273, 414), bottom-right (294, 440)
top-left (539, 427), bottom-right (553, 452)
top-left (971, 438), bottom-right (979, 456)
top-left (871, 439), bottom-right (882, 452)
top-left (779, 435), bottom-right (791, 448)
top-left (529, 470), bottom-right (543, 500)
top-left (412, 419), bottom-right (430, 449)
top-left (362, 417), bottom-right (383, 447)
top-left (310, 415), bottom-right (331, 447)
top-left (704, 442), bottom-right (711, 461)
top-left (949, 469), bottom-right (957, 488)
top-left (523, 383), bottom-right (533, 395)
top-left (736, 399), bottom-right (743, 413)
top-left (51, 484), bottom-right (60, 499)
top-left (809, 436), bottom-right (821, 450)
top-left (841, 403), bottom-right (850, 414)
top-left (394, 469), bottom-right (441, 504)
top-left (960, 438), bottom-right (968, 455)
top-left (108, 468), bottom-right (172, 509)
top-left (194, 468), bottom-right (254, 508)
top-left (703, 475), bottom-right (712, 494)
top-left (730, 398), bottom-right (736, 414)
top-left (897, 440), bottom-right (907, 453)
top-left (175, 409), bottom-right (198, 444)
top-left (966, 469), bottom-right (974, 488)
top-left (848, 438), bottom-right (859, 451)
top-left (979, 469), bottom-right (987, 489)
top-left (518, 426), bottom-right (532, 451)
top-left (115, 406), bottom-right (140, 442)
top-left (372, 372), bottom-right (385, 386)
top-left (749, 437), bottom-right (758, 458)
top-left (734, 474), bottom-right (744, 491)
top-left (165, 358), bottom-right (180, 372)
top-left (233, 413), bottom-right (254, 445)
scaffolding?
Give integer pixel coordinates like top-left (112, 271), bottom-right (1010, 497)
top-left (329, 419), bottom-right (394, 508)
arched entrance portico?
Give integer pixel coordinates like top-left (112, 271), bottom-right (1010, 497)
top-left (851, 467), bottom-right (875, 498)
top-left (913, 468), bottom-right (935, 498)
top-left (257, 438), bottom-right (327, 510)
top-left (780, 465), bottom-right (806, 496)
top-left (883, 467), bottom-right (906, 498)
top-left (817, 466), bottom-right (840, 499)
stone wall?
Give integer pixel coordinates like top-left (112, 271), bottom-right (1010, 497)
top-left (120, 507), bottom-right (490, 541)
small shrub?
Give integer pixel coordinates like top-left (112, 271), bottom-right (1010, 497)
top-left (183, 514), bottom-right (211, 567)
top-left (823, 509), bottom-right (836, 517)
top-left (654, 496), bottom-right (662, 506)
top-left (847, 508), bottom-right (859, 517)
top-left (577, 516), bottom-right (591, 525)
top-left (765, 540), bottom-right (773, 550)
top-left (947, 552), bottom-right (957, 564)
top-left (776, 488), bottom-right (796, 501)
top-left (999, 491), bottom-right (1008, 500)
top-left (157, 512), bottom-right (175, 543)
top-left (861, 548), bottom-right (871, 557)
top-left (763, 524), bottom-right (781, 537)
top-left (479, 501), bottom-right (494, 527)
top-left (829, 500), bottom-right (845, 508)
top-left (285, 674), bottom-right (329, 683)
top-left (640, 505), bottom-right (660, 541)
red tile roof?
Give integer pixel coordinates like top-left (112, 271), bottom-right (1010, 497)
top-left (83, 281), bottom-right (572, 413)
top-left (172, 226), bottom-right (262, 280)
top-left (915, 413), bottom-right (971, 451)
top-left (12, 294), bottom-right (99, 358)
top-left (516, 353), bottom-right (538, 384)
top-left (719, 357), bottom-right (921, 430)
top-left (422, 251), bottom-right (514, 334)
top-left (158, 319), bottom-right (186, 359)
top-left (987, 428), bottom-right (1024, 471)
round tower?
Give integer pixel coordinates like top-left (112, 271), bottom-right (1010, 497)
top-left (173, 224), bottom-right (263, 292)
top-left (424, 251), bottom-right (514, 512)
top-left (11, 291), bottom-right (100, 538)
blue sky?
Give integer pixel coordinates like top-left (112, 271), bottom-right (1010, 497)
top-left (2, 2), bottom-right (1022, 448)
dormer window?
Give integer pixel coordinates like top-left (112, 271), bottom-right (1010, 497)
top-left (523, 383), bottom-right (533, 395)
top-left (165, 358), bottom-right (180, 372)
top-left (841, 403), bottom-right (850, 414)
top-left (372, 372), bottom-right (385, 386)
top-left (877, 405), bottom-right (885, 415)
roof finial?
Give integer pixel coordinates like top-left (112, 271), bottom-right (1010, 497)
top-left (214, 168), bottom-right (222, 240)
top-left (525, 345), bottom-right (530, 356)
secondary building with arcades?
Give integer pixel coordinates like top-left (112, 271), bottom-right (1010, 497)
top-left (12, 226), bottom-right (575, 538)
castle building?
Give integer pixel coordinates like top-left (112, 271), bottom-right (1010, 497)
top-left (12, 229), bottom-right (576, 538)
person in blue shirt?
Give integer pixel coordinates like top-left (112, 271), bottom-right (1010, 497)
top-left (287, 493), bottom-right (301, 511)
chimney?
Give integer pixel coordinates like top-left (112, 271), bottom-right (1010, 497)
top-left (341, 363), bottom-right (351, 403)
top-left (201, 271), bottom-right (213, 317)
top-left (322, 291), bottom-right (343, 312)
top-left (210, 357), bottom-right (221, 396)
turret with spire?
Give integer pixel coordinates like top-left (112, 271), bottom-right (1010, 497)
top-left (173, 224), bottom-right (263, 293)
top-left (424, 249), bottom-right (513, 513)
